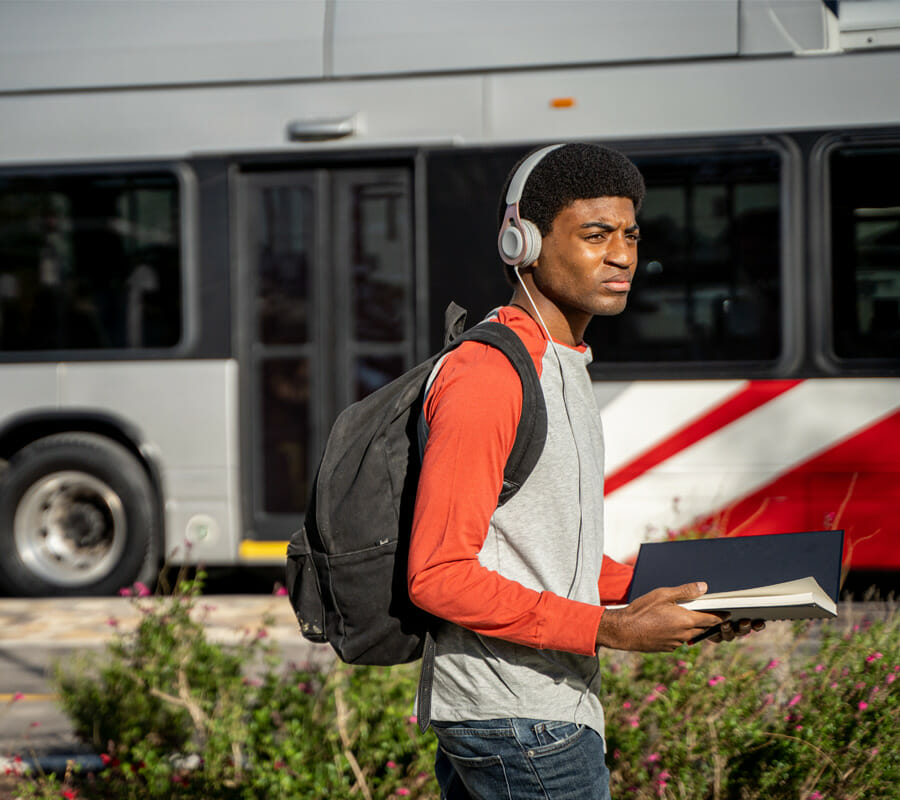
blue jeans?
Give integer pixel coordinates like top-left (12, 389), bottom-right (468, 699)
top-left (432, 718), bottom-right (612, 800)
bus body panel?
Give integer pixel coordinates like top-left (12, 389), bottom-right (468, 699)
top-left (61, 359), bottom-right (243, 565)
top-left (487, 50), bottom-right (900, 144)
top-left (602, 379), bottom-right (900, 567)
top-left (0, 361), bottom-right (242, 566)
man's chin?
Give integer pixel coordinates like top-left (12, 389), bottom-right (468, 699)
top-left (592, 297), bottom-right (629, 317)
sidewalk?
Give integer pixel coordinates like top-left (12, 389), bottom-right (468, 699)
top-left (0, 593), bottom-right (307, 648)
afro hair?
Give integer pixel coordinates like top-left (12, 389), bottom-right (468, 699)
top-left (498, 142), bottom-right (645, 282)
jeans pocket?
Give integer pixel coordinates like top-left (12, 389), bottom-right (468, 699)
top-left (438, 749), bottom-right (512, 800)
top-left (531, 720), bottom-right (584, 750)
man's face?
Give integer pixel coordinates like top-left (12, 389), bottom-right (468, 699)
top-left (533, 196), bottom-right (639, 319)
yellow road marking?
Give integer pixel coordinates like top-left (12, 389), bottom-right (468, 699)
top-left (1, 693), bottom-right (58, 702)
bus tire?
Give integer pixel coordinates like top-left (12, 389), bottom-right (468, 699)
top-left (0, 432), bottom-right (160, 596)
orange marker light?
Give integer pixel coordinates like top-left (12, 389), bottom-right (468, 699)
top-left (550, 97), bottom-right (576, 109)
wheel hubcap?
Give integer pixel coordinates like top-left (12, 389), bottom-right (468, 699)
top-left (14, 471), bottom-right (127, 586)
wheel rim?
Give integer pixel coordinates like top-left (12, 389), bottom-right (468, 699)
top-left (13, 470), bottom-right (127, 587)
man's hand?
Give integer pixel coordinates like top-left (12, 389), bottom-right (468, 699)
top-left (595, 582), bottom-right (725, 653)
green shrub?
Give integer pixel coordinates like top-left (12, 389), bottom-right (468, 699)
top-left (24, 575), bottom-right (437, 799)
top-left (12, 578), bottom-right (898, 800)
top-left (603, 612), bottom-right (900, 800)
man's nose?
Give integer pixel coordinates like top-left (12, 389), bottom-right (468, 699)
top-left (605, 235), bottom-right (633, 269)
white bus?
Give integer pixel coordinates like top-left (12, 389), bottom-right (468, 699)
top-left (0, 0), bottom-right (898, 595)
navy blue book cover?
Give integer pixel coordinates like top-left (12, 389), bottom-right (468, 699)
top-left (626, 530), bottom-right (845, 604)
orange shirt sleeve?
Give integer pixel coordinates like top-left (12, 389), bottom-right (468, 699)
top-left (407, 336), bottom-right (606, 657)
top-left (598, 556), bottom-right (634, 604)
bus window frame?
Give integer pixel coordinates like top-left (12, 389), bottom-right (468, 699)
top-left (810, 129), bottom-right (900, 377)
top-left (579, 133), bottom-right (804, 381)
top-left (0, 159), bottom-right (198, 363)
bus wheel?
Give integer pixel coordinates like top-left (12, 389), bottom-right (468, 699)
top-left (0, 433), bottom-right (160, 596)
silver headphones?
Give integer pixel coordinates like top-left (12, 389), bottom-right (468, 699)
top-left (497, 143), bottom-right (565, 269)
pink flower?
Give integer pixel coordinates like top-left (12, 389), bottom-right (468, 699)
top-left (887, 673), bottom-right (896, 685)
top-left (106, 617), bottom-right (119, 627)
top-left (274, 585), bottom-right (289, 596)
top-left (622, 701), bottom-right (632, 709)
top-left (118, 587), bottom-right (132, 597)
top-left (11, 692), bottom-right (24, 702)
top-left (707, 675), bottom-right (725, 687)
top-left (766, 659), bottom-right (780, 670)
top-left (788, 694), bottom-right (803, 708)
top-left (814, 664), bottom-right (825, 673)
top-left (646, 753), bottom-right (660, 764)
top-left (395, 789), bottom-right (410, 797)
top-left (866, 652), bottom-right (883, 663)
top-left (134, 582), bottom-right (151, 597)
top-left (808, 792), bottom-right (824, 800)
top-left (408, 715), bottom-right (418, 725)
top-left (858, 701), bottom-right (869, 711)
top-left (387, 761), bottom-right (398, 769)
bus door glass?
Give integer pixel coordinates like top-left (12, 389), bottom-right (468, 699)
top-left (237, 167), bottom-right (414, 540)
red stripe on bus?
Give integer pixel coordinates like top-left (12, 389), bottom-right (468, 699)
top-left (604, 380), bottom-right (803, 496)
top-left (683, 409), bottom-right (900, 570)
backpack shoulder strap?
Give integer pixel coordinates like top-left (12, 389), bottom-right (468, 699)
top-left (445, 322), bottom-right (547, 505)
top-left (417, 319), bottom-right (548, 732)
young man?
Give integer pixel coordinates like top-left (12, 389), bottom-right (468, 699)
top-left (407, 143), bottom-right (757, 800)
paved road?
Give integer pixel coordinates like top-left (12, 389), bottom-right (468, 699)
top-left (0, 594), bottom-right (332, 768)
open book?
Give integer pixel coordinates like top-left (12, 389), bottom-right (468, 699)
top-left (679, 576), bottom-right (836, 620)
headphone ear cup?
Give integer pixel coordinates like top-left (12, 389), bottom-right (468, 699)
top-left (519, 219), bottom-right (542, 267)
top-left (499, 223), bottom-right (525, 263)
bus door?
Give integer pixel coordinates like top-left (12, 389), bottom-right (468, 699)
top-left (236, 167), bottom-right (415, 545)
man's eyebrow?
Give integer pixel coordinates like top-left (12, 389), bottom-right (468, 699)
top-left (579, 221), bottom-right (641, 234)
top-left (580, 221), bottom-right (616, 232)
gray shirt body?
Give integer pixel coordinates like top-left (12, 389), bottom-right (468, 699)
top-left (419, 324), bottom-right (608, 739)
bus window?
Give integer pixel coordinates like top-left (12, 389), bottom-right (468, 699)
top-left (0, 171), bottom-right (181, 352)
top-left (586, 150), bottom-right (783, 364)
top-left (829, 144), bottom-right (900, 361)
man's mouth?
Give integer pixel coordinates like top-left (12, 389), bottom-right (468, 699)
top-left (603, 279), bottom-right (631, 292)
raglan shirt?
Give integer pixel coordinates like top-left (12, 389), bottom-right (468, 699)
top-left (408, 306), bottom-right (633, 738)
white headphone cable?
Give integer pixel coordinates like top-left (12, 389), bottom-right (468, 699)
top-left (514, 266), bottom-right (585, 598)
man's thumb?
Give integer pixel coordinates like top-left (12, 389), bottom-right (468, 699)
top-left (673, 581), bottom-right (707, 602)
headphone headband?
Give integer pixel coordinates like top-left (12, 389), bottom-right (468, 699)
top-left (504, 144), bottom-right (565, 206)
